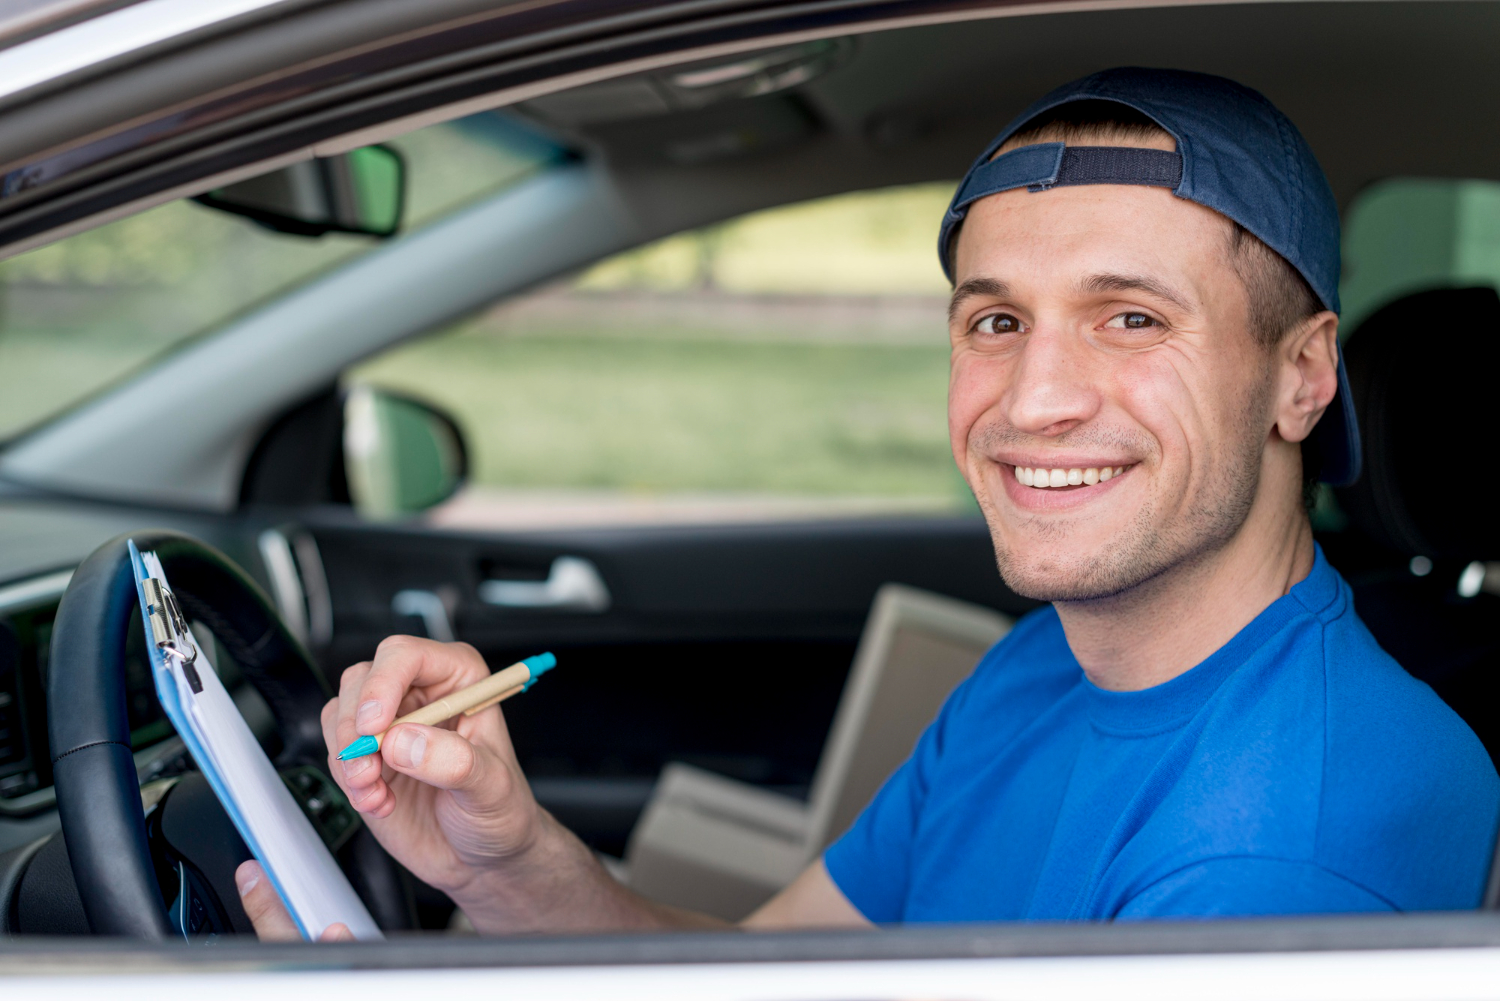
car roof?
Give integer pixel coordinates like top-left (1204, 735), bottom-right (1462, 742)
top-left (0, 0), bottom-right (1496, 261)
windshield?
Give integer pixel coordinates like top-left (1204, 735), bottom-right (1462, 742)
top-left (0, 112), bottom-right (563, 441)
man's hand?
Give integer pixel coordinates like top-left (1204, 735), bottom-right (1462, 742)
top-left (325, 636), bottom-right (553, 922)
top-left (235, 860), bottom-right (353, 941)
top-left (294, 634), bottom-right (864, 936)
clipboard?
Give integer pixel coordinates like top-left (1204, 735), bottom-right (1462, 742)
top-left (129, 539), bottom-right (382, 941)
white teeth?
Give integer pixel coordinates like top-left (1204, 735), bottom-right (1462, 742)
top-left (1014, 464), bottom-right (1130, 488)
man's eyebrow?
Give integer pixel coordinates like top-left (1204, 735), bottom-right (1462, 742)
top-left (1078, 273), bottom-right (1193, 312)
top-left (948, 278), bottom-right (1012, 323)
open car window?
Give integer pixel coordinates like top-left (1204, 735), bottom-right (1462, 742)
top-left (348, 182), bottom-right (980, 529)
top-left (0, 112), bottom-right (564, 443)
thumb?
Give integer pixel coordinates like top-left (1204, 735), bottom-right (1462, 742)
top-left (236, 860), bottom-right (302, 941)
top-left (383, 723), bottom-right (509, 797)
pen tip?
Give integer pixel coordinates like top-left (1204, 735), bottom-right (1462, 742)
top-left (524, 652), bottom-right (557, 677)
top-left (338, 735), bottom-right (379, 760)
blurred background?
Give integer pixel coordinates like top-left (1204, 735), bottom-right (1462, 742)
top-left (2, 106), bottom-right (1496, 531)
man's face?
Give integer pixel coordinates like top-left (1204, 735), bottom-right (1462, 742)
top-left (948, 166), bottom-right (1280, 603)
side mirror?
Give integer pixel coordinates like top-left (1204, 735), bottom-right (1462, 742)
top-left (194, 146), bottom-right (405, 238)
top-left (343, 387), bottom-right (467, 518)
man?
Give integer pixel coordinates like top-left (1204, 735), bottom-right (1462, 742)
top-left (240, 68), bottom-right (1499, 937)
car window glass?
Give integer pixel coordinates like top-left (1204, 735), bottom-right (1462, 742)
top-left (0, 111), bottom-right (562, 442)
top-left (1342, 178), bottom-right (1500, 332)
top-left (348, 183), bottom-right (978, 528)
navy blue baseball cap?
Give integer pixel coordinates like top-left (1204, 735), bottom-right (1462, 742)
top-left (939, 67), bottom-right (1360, 487)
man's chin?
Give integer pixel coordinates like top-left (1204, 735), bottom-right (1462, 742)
top-left (988, 518), bottom-right (1171, 603)
top-left (994, 551), bottom-right (1147, 603)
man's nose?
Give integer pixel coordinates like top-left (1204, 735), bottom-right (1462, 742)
top-left (1003, 326), bottom-right (1103, 437)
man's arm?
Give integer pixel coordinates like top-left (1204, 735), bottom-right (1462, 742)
top-left (744, 859), bottom-right (871, 929)
top-left (440, 816), bottom-right (869, 932)
top-left (236, 635), bottom-right (871, 939)
top-left (237, 852), bottom-right (868, 939)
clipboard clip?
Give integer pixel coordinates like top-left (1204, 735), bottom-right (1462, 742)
top-left (143, 576), bottom-right (203, 693)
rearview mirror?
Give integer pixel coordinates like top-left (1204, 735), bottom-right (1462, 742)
top-left (195, 146), bottom-right (405, 238)
top-left (343, 387), bottom-right (467, 518)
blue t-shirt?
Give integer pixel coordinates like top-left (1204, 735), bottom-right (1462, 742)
top-left (825, 546), bottom-right (1500, 921)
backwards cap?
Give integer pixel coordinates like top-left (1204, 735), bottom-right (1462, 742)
top-left (938, 67), bottom-right (1359, 486)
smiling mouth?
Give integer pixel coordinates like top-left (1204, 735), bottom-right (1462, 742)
top-left (1013, 464), bottom-right (1134, 489)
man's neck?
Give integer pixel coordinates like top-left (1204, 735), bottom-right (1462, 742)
top-left (1054, 494), bottom-right (1317, 693)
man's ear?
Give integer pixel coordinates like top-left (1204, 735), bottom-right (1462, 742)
top-left (1274, 310), bottom-right (1341, 444)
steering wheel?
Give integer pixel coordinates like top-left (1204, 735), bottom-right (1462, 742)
top-left (46, 530), bottom-right (410, 938)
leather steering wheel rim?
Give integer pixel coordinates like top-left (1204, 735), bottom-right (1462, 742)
top-left (47, 530), bottom-right (333, 938)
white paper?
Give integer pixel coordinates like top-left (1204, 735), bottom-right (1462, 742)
top-left (132, 544), bottom-right (382, 941)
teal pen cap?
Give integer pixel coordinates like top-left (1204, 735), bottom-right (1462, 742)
top-left (338, 734), bottom-right (380, 761)
top-left (524, 652), bottom-right (556, 677)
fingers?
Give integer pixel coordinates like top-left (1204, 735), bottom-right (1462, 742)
top-left (357, 637), bottom-right (490, 736)
top-left (384, 723), bottom-right (498, 794)
top-left (236, 861), bottom-right (301, 941)
top-left (237, 861), bottom-right (358, 942)
top-left (322, 638), bottom-right (518, 823)
top-left (322, 697), bottom-right (396, 818)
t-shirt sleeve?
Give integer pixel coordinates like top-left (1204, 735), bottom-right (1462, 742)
top-left (821, 675), bottom-right (972, 923)
top-left (1117, 857), bottom-right (1397, 919)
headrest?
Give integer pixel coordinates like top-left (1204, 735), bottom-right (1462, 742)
top-left (1337, 286), bottom-right (1500, 560)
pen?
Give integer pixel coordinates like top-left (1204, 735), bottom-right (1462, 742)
top-left (337, 652), bottom-right (555, 760)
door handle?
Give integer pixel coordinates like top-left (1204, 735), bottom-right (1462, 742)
top-left (478, 556), bottom-right (611, 612)
top-left (392, 589), bottom-right (456, 642)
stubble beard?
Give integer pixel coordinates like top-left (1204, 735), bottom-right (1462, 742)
top-left (973, 393), bottom-right (1270, 604)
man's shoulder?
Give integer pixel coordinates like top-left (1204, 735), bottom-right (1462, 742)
top-left (1254, 562), bottom-right (1488, 770)
top-left (1202, 582), bottom-right (1500, 910)
top-left (1319, 594), bottom-right (1499, 807)
top-left (1317, 589), bottom-right (1493, 779)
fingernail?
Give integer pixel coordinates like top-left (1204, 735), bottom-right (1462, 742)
top-left (355, 700), bottom-right (382, 731)
top-left (390, 727), bottom-right (426, 769)
top-left (342, 756), bottom-right (374, 781)
top-left (236, 862), bottom-right (260, 897)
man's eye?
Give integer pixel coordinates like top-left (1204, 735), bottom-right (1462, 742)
top-left (1105, 312), bottom-right (1158, 330)
top-left (976, 313), bottom-right (1023, 335)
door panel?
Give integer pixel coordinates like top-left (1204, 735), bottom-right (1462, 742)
top-left (308, 515), bottom-right (1029, 854)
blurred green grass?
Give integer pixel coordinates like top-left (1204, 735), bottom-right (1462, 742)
top-left (354, 322), bottom-right (961, 499)
top-left (355, 181), bottom-right (971, 507)
top-left (580, 184), bottom-right (954, 296)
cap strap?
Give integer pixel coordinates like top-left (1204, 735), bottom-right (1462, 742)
top-left (950, 142), bottom-right (1183, 214)
top-left (1044, 145), bottom-right (1182, 190)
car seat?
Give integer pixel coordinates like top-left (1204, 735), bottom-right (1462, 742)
top-left (1334, 287), bottom-right (1500, 772)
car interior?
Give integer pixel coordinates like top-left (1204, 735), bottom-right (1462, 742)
top-left (0, 0), bottom-right (1498, 945)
